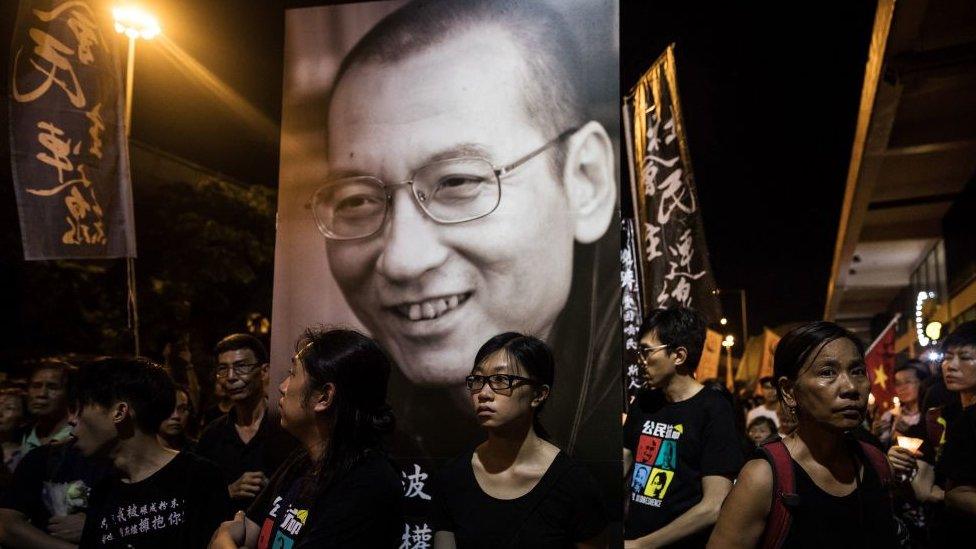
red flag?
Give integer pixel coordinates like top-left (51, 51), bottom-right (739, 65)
top-left (865, 314), bottom-right (900, 413)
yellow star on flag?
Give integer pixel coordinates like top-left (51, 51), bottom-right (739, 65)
top-left (873, 364), bottom-right (888, 390)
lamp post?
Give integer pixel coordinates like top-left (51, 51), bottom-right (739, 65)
top-left (722, 335), bottom-right (735, 390)
top-left (714, 288), bottom-right (748, 349)
top-left (113, 5), bottom-right (160, 356)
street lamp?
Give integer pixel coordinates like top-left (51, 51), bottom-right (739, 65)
top-left (112, 5), bottom-right (160, 356)
top-left (722, 335), bottom-right (735, 390)
top-left (113, 5), bottom-right (160, 137)
top-left (714, 288), bottom-right (748, 349)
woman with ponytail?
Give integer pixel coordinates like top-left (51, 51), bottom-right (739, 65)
top-left (210, 327), bottom-right (402, 548)
top-left (430, 333), bottom-right (608, 548)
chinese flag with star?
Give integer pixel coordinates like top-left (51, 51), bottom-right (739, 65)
top-left (865, 315), bottom-right (899, 412)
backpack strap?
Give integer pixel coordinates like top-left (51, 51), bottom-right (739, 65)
top-left (856, 440), bottom-right (892, 488)
top-left (758, 439), bottom-right (799, 549)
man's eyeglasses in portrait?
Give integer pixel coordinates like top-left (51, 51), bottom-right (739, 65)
top-left (309, 128), bottom-right (578, 240)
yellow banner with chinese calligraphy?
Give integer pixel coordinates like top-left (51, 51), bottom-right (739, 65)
top-left (624, 44), bottom-right (721, 323)
top-left (9, 0), bottom-right (135, 259)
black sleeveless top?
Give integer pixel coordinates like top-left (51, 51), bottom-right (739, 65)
top-left (780, 453), bottom-right (899, 548)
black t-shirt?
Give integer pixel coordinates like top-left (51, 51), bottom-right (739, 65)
top-left (623, 386), bottom-right (744, 544)
top-left (428, 450), bottom-right (607, 548)
top-left (195, 407), bottom-right (299, 510)
top-left (247, 450), bottom-right (403, 548)
top-left (80, 451), bottom-right (230, 548)
top-left (0, 439), bottom-right (109, 526)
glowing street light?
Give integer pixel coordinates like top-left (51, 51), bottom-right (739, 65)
top-left (112, 4), bottom-right (160, 356)
top-left (722, 335), bottom-right (735, 390)
top-left (113, 6), bottom-right (161, 40)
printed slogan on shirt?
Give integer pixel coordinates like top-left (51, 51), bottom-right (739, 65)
top-left (630, 421), bottom-right (681, 507)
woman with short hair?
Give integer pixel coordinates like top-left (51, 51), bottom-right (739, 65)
top-left (708, 321), bottom-right (898, 548)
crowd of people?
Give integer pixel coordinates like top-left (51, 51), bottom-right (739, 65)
top-left (0, 311), bottom-right (971, 547)
top-left (624, 309), bottom-right (976, 548)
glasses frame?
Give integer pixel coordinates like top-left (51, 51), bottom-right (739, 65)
top-left (309, 127), bottom-right (579, 240)
top-left (465, 373), bottom-right (538, 392)
top-left (214, 361), bottom-right (262, 379)
top-left (636, 343), bottom-right (669, 364)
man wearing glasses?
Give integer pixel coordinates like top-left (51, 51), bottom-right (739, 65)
top-left (623, 307), bottom-right (742, 547)
top-left (307, 0), bottom-right (620, 466)
top-left (195, 334), bottom-right (297, 511)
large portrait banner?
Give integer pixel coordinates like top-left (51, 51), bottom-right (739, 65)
top-left (272, 0), bottom-right (622, 538)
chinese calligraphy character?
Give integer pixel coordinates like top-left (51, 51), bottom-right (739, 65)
top-left (86, 103), bottom-right (104, 158)
top-left (12, 28), bottom-right (85, 107)
top-left (402, 464), bottom-right (432, 500)
top-left (400, 523), bottom-right (432, 549)
top-left (36, 121), bottom-right (77, 183)
top-left (644, 222), bottom-right (662, 262)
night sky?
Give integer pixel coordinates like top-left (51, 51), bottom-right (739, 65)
top-left (622, 1), bottom-right (877, 337)
top-left (2, 0), bottom-right (878, 344)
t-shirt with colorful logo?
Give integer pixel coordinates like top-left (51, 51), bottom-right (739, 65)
top-left (247, 450), bottom-right (403, 549)
top-left (624, 386), bottom-right (743, 545)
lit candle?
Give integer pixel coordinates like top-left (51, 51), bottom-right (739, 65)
top-left (893, 396), bottom-right (901, 416)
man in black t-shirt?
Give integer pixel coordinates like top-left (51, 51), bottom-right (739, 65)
top-left (71, 357), bottom-right (231, 547)
top-left (197, 334), bottom-right (298, 511)
top-left (623, 307), bottom-right (743, 547)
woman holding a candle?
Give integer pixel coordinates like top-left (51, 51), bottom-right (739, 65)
top-left (707, 321), bottom-right (898, 548)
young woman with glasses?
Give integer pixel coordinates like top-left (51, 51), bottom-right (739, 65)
top-left (429, 333), bottom-right (608, 548)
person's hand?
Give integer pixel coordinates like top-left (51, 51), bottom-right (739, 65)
top-left (887, 445), bottom-right (918, 478)
top-left (212, 511), bottom-right (246, 548)
top-left (47, 512), bottom-right (86, 542)
top-left (228, 471), bottom-right (268, 499)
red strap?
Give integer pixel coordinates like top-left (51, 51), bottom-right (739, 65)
top-left (759, 440), bottom-right (796, 549)
top-left (857, 440), bottom-right (892, 487)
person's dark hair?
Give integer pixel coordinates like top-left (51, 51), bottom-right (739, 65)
top-left (759, 376), bottom-right (775, 387)
top-left (473, 332), bottom-right (555, 439)
top-left (73, 357), bottom-right (175, 435)
top-left (328, 0), bottom-right (586, 176)
top-left (894, 360), bottom-right (928, 381)
top-left (638, 307), bottom-right (707, 373)
top-left (294, 327), bottom-right (395, 495)
top-left (747, 415), bottom-right (777, 435)
top-left (941, 320), bottom-right (976, 352)
top-left (773, 321), bottom-right (865, 401)
top-left (214, 333), bottom-right (268, 364)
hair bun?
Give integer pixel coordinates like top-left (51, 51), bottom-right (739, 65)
top-left (368, 404), bottom-right (395, 434)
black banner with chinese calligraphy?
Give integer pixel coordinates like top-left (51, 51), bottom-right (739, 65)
top-left (625, 45), bottom-right (720, 323)
top-left (621, 218), bottom-right (646, 396)
top-left (9, 0), bottom-right (135, 259)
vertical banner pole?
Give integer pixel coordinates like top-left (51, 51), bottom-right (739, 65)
top-left (124, 35), bottom-right (140, 356)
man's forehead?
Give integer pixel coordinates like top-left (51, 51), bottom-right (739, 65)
top-left (945, 344), bottom-right (976, 354)
top-left (31, 368), bottom-right (63, 382)
top-left (326, 26), bottom-right (539, 171)
top-left (218, 348), bottom-right (258, 363)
